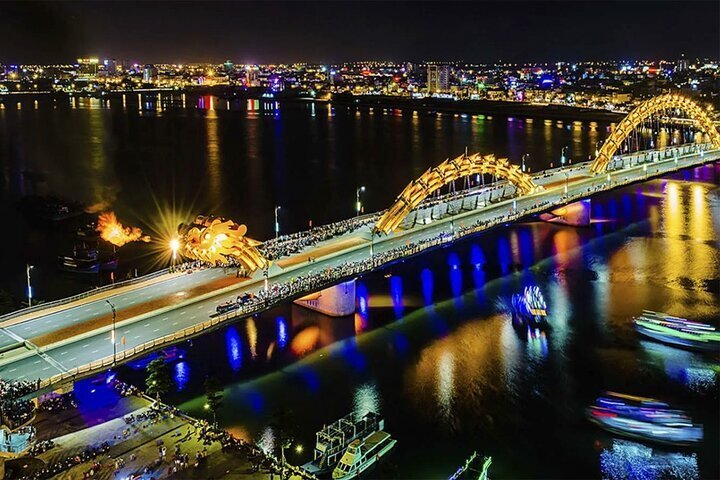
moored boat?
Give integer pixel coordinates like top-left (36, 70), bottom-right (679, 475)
top-left (301, 412), bottom-right (383, 476)
top-left (331, 430), bottom-right (397, 480)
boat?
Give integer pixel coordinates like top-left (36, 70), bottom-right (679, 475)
top-left (634, 311), bottom-right (720, 352)
top-left (301, 412), bottom-right (383, 476)
top-left (510, 286), bottom-right (549, 336)
top-left (448, 452), bottom-right (492, 480)
top-left (587, 392), bottom-right (703, 446)
top-left (331, 430), bottom-right (397, 480)
top-left (58, 247), bottom-right (118, 273)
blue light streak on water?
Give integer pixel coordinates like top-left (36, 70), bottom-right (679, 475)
top-left (497, 236), bottom-right (511, 275)
top-left (622, 193), bottom-right (632, 220)
top-left (357, 281), bottom-right (369, 316)
top-left (174, 361), bottom-right (190, 391)
top-left (390, 275), bottom-right (404, 319)
top-left (276, 317), bottom-right (288, 349)
top-left (519, 229), bottom-right (534, 268)
top-left (336, 339), bottom-right (366, 372)
top-left (293, 365), bottom-right (321, 392)
top-left (225, 326), bottom-right (243, 372)
top-left (420, 268), bottom-right (434, 306)
top-left (448, 252), bottom-right (463, 298)
top-left (74, 375), bottom-right (121, 411)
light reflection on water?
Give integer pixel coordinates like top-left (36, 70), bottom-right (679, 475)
top-left (121, 166), bottom-right (720, 478)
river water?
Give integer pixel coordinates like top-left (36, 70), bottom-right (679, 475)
top-left (118, 167), bottom-right (719, 479)
top-left (0, 93), bottom-right (609, 300)
top-left (2, 94), bottom-right (718, 478)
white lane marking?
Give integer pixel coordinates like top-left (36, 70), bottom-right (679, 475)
top-left (190, 316), bottom-right (196, 320)
top-left (143, 323), bottom-right (150, 327)
top-left (162, 317), bottom-right (169, 321)
top-left (69, 357), bottom-right (77, 362)
top-left (91, 350), bottom-right (99, 354)
top-left (33, 360), bottom-right (41, 365)
top-left (82, 344), bottom-right (90, 348)
top-left (172, 322), bottom-right (178, 326)
top-left (180, 312), bottom-right (186, 315)
top-left (60, 351), bottom-right (68, 355)
top-left (42, 367), bottom-right (50, 371)
top-left (8, 368), bottom-right (16, 373)
top-left (153, 328), bottom-right (160, 333)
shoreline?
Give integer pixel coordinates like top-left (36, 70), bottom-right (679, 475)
top-left (0, 87), bottom-right (624, 122)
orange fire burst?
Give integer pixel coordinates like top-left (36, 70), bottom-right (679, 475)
top-left (96, 212), bottom-right (151, 247)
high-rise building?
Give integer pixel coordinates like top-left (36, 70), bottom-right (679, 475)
top-left (676, 54), bottom-right (689, 72)
top-left (77, 58), bottom-right (99, 78)
top-left (427, 64), bottom-right (450, 92)
top-left (103, 58), bottom-right (117, 75)
top-left (142, 64), bottom-right (158, 83)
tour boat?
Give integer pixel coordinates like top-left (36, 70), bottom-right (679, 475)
top-left (302, 412), bottom-right (384, 475)
top-left (634, 311), bottom-right (720, 352)
top-left (587, 392), bottom-right (703, 446)
top-left (510, 286), bottom-right (549, 336)
top-left (331, 429), bottom-right (397, 480)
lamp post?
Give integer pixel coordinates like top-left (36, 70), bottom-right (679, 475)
top-left (25, 264), bottom-right (33, 307)
top-left (561, 146), bottom-right (568, 167)
top-left (356, 186), bottom-right (366, 217)
top-left (169, 238), bottom-right (179, 272)
top-left (106, 300), bottom-right (117, 366)
top-left (274, 205), bottom-right (281, 239)
top-left (522, 154), bottom-right (530, 173)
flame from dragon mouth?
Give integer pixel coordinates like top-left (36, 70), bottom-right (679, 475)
top-left (97, 211), bottom-right (151, 247)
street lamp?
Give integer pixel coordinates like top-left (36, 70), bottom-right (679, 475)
top-left (105, 300), bottom-right (117, 365)
top-left (522, 153), bottom-right (530, 173)
top-left (25, 264), bottom-right (33, 307)
top-left (561, 146), bottom-right (568, 166)
top-left (356, 186), bottom-right (366, 217)
top-left (169, 237), bottom-right (180, 272)
top-left (274, 205), bottom-right (281, 239)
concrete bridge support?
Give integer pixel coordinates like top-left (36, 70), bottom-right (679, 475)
top-left (293, 279), bottom-right (356, 317)
top-left (539, 199), bottom-right (591, 226)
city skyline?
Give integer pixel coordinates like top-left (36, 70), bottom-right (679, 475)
top-left (1, 1), bottom-right (718, 64)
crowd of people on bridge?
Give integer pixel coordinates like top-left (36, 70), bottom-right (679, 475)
top-left (260, 215), bottom-right (377, 261)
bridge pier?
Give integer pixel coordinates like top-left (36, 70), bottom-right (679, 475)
top-left (539, 199), bottom-right (592, 226)
top-left (293, 279), bottom-right (356, 317)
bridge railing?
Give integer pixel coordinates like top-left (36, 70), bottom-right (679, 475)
top-left (0, 267), bottom-right (177, 324)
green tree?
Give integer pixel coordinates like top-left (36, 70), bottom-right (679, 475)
top-left (145, 358), bottom-right (172, 402)
top-left (204, 376), bottom-right (223, 425)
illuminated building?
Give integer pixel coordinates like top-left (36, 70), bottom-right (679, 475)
top-left (427, 63), bottom-right (450, 93)
top-left (76, 58), bottom-right (99, 78)
top-left (142, 64), bottom-right (158, 84)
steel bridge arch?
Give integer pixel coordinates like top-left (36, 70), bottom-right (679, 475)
top-left (374, 153), bottom-right (539, 235)
top-left (590, 94), bottom-right (720, 174)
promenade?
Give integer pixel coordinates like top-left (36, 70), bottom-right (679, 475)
top-left (0, 144), bottom-right (716, 390)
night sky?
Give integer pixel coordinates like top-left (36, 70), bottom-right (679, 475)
top-left (1, 1), bottom-right (718, 64)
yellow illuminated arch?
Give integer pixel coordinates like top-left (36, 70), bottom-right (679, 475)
top-left (591, 94), bottom-right (720, 173)
top-left (374, 153), bottom-right (539, 235)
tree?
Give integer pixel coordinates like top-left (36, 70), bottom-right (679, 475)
top-left (145, 358), bottom-right (172, 402)
top-left (204, 376), bottom-right (223, 425)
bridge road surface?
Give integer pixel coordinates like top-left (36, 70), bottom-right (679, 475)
top-left (0, 146), bottom-right (716, 385)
